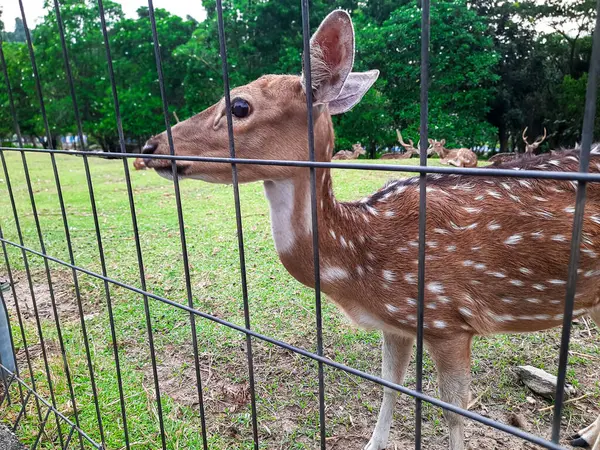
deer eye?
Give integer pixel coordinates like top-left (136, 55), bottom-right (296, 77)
top-left (231, 98), bottom-right (250, 118)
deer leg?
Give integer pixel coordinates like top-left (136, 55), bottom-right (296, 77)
top-left (364, 332), bottom-right (414, 450)
top-left (570, 310), bottom-right (600, 448)
top-left (427, 335), bottom-right (472, 450)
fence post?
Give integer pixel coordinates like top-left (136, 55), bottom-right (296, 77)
top-left (0, 291), bottom-right (16, 381)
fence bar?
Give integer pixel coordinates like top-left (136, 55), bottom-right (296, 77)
top-left (19, 0), bottom-right (104, 447)
top-left (215, 1), bottom-right (260, 447)
top-left (1, 364), bottom-right (103, 449)
top-left (0, 236), bottom-right (569, 450)
top-left (552, 0), bottom-right (600, 442)
top-left (4, 146), bottom-right (600, 182)
top-left (63, 425), bottom-right (76, 450)
top-left (12, 391), bottom-right (32, 432)
top-left (31, 407), bottom-right (53, 450)
top-left (415, 0), bottom-right (431, 447)
top-left (146, 1), bottom-right (206, 448)
top-left (299, 1), bottom-right (327, 448)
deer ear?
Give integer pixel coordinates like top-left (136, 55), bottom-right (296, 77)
top-left (428, 138), bottom-right (434, 145)
top-left (441, 139), bottom-right (446, 145)
top-left (328, 70), bottom-right (379, 115)
top-left (302, 10), bottom-right (354, 104)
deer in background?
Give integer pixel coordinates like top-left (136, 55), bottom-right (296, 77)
top-left (427, 139), bottom-right (478, 168)
top-left (380, 129), bottom-right (420, 160)
top-left (332, 142), bottom-right (366, 160)
top-left (141, 10), bottom-right (600, 450)
top-left (489, 127), bottom-right (548, 166)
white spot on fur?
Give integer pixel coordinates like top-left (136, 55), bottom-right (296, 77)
top-left (474, 263), bottom-right (486, 271)
top-left (437, 296), bottom-right (450, 303)
top-left (532, 284), bottom-right (546, 291)
top-left (386, 304), bottom-right (399, 313)
top-left (487, 271), bottom-right (506, 278)
top-left (340, 236), bottom-right (347, 247)
top-left (356, 266), bottom-right (365, 276)
top-left (463, 260), bottom-right (474, 267)
top-left (463, 207), bottom-right (481, 214)
top-left (427, 303), bottom-right (437, 309)
top-left (427, 241), bottom-right (438, 248)
top-left (459, 307), bottom-right (473, 318)
top-left (404, 273), bottom-right (417, 284)
top-left (446, 245), bottom-right (456, 252)
top-left (383, 270), bottom-right (396, 282)
top-left (487, 190), bottom-right (502, 199)
top-left (519, 267), bottom-right (532, 275)
top-left (565, 206), bottom-right (575, 213)
top-left (487, 221), bottom-right (501, 231)
top-left (510, 280), bottom-right (524, 286)
top-left (533, 196), bottom-right (548, 202)
top-left (427, 282), bottom-right (444, 294)
top-left (366, 252), bottom-right (375, 261)
top-left (397, 247), bottom-right (408, 253)
top-left (501, 297), bottom-right (514, 303)
top-left (518, 180), bottom-right (532, 188)
top-left (504, 234), bottom-right (523, 245)
top-left (321, 266), bottom-right (349, 283)
top-left (553, 314), bottom-right (564, 320)
top-left (434, 228), bottom-right (449, 235)
top-left (407, 314), bottom-right (416, 321)
top-left (583, 249), bottom-right (598, 258)
top-left (551, 235), bottom-right (566, 242)
top-left (433, 320), bottom-right (446, 329)
top-left (385, 210), bottom-right (395, 217)
top-left (548, 279), bottom-right (566, 285)
top-left (526, 298), bottom-right (541, 304)
top-left (329, 229), bottom-right (336, 240)
top-left (531, 231), bottom-right (544, 239)
top-left (408, 241), bottom-right (418, 247)
top-left (406, 298), bottom-right (416, 306)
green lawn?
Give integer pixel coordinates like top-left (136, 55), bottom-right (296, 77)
top-left (0, 151), bottom-right (598, 449)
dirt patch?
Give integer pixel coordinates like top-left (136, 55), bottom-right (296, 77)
top-left (16, 340), bottom-right (61, 368)
top-left (2, 270), bottom-right (84, 323)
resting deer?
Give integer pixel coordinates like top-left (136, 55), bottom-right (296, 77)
top-left (142, 10), bottom-right (600, 450)
top-left (427, 139), bottom-right (478, 168)
top-left (489, 127), bottom-right (548, 166)
top-left (332, 142), bottom-right (366, 160)
top-left (133, 157), bottom-right (147, 170)
top-left (380, 129), bottom-right (419, 160)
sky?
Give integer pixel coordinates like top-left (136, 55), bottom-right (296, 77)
top-left (2, 0), bottom-right (207, 31)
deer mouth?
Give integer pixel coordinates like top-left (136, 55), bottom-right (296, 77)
top-left (146, 160), bottom-right (191, 180)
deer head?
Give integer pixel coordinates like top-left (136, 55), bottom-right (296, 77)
top-left (352, 143), bottom-right (366, 156)
top-left (142, 10), bottom-right (379, 183)
top-left (522, 127), bottom-right (547, 154)
top-left (396, 129), bottom-right (419, 154)
top-left (427, 138), bottom-right (446, 157)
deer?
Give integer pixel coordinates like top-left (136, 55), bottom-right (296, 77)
top-left (141, 10), bottom-right (600, 450)
top-left (427, 139), bottom-right (478, 168)
top-left (133, 157), bottom-right (147, 170)
top-left (380, 129), bottom-right (420, 160)
top-left (332, 142), bottom-right (366, 160)
top-left (489, 127), bottom-right (548, 166)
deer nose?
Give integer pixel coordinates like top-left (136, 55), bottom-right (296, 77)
top-left (142, 140), bottom-right (158, 154)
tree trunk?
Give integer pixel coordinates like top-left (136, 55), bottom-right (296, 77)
top-left (498, 122), bottom-right (508, 153)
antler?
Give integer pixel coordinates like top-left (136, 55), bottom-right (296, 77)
top-left (534, 127), bottom-right (547, 146)
top-left (522, 127), bottom-right (530, 145)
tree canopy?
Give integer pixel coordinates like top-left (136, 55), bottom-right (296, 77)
top-left (0, 0), bottom-right (597, 154)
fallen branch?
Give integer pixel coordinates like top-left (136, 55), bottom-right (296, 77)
top-left (538, 393), bottom-right (589, 413)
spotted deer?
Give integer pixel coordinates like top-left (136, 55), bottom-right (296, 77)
top-left (380, 129), bottom-right (419, 160)
top-left (428, 139), bottom-right (478, 168)
top-left (489, 127), bottom-right (548, 166)
top-left (332, 142), bottom-right (366, 160)
top-left (141, 10), bottom-right (600, 450)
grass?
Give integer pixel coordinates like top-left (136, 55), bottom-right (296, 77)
top-left (0, 151), bottom-right (598, 449)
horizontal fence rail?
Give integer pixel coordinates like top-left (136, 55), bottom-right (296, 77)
top-left (0, 0), bottom-right (599, 449)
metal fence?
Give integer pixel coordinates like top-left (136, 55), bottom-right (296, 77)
top-left (0, 0), bottom-right (599, 449)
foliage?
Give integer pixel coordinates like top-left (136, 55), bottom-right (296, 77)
top-left (0, 0), bottom-right (597, 154)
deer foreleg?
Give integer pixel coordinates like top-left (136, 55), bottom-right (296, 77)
top-left (364, 333), bottom-right (414, 450)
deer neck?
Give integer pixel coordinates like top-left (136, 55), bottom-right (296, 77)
top-left (263, 126), bottom-right (355, 289)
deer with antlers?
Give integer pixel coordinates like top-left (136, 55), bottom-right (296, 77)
top-left (332, 142), bottom-right (367, 160)
top-left (427, 139), bottom-right (478, 168)
top-left (380, 129), bottom-right (420, 160)
top-left (142, 10), bottom-right (600, 450)
top-left (489, 127), bottom-right (548, 166)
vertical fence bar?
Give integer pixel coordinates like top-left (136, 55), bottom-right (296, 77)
top-left (0, 227), bottom-right (39, 422)
top-left (552, 0), bottom-right (600, 442)
top-left (214, 1), bottom-right (260, 448)
top-left (299, 1), bottom-right (327, 448)
top-left (415, 0), bottom-right (430, 447)
top-left (0, 151), bottom-right (63, 442)
top-left (146, 1), bottom-right (206, 448)
top-left (16, 0), bottom-right (105, 446)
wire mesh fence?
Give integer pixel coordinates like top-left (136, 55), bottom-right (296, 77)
top-left (0, 0), bottom-right (599, 449)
